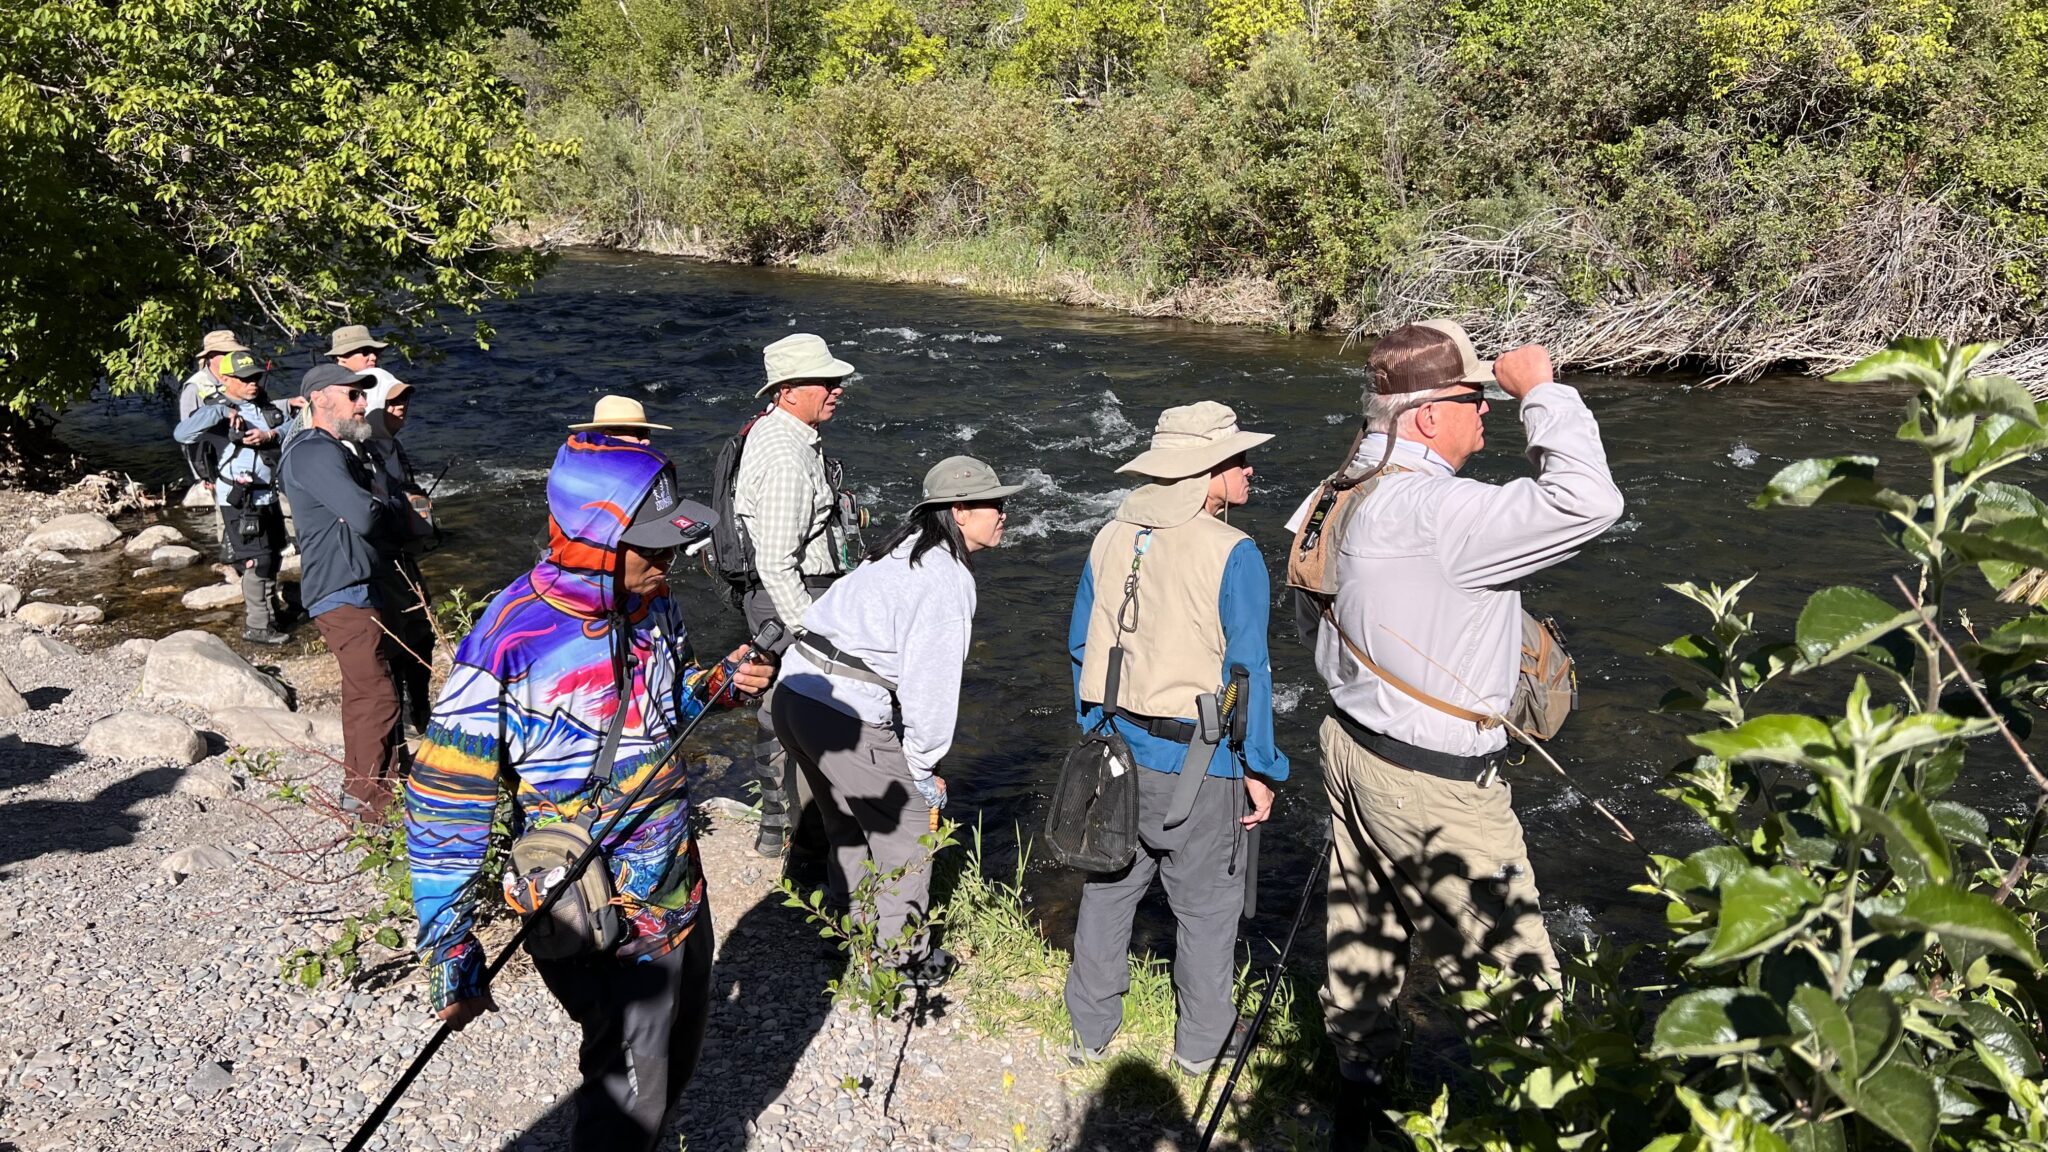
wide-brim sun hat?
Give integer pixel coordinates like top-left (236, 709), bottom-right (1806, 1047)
top-left (325, 324), bottom-right (389, 358)
top-left (1416, 318), bottom-right (1495, 385)
top-left (912, 455), bottom-right (1026, 509)
top-left (570, 394), bottom-right (672, 432)
top-left (196, 329), bottom-right (249, 359)
top-left (758, 332), bottom-right (856, 398)
top-left (1117, 401), bottom-right (1274, 481)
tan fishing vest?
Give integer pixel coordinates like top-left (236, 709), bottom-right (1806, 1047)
top-left (1077, 513), bottom-right (1247, 719)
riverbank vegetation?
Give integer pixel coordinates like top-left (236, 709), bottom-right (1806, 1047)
top-left (504, 0), bottom-right (2048, 379)
top-left (0, 0), bottom-right (576, 414)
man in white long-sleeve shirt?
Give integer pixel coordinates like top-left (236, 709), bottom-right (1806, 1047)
top-left (1297, 322), bottom-right (1623, 1148)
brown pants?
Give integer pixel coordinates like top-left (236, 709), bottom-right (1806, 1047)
top-left (315, 604), bottom-right (403, 813)
top-left (1319, 716), bottom-right (1558, 1069)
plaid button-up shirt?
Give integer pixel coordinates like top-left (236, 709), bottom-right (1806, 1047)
top-left (734, 405), bottom-right (846, 626)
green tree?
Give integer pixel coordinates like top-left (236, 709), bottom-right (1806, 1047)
top-left (0, 0), bottom-right (576, 414)
top-left (816, 0), bottom-right (948, 82)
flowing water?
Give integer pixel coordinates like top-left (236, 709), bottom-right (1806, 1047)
top-left (59, 249), bottom-right (2048, 955)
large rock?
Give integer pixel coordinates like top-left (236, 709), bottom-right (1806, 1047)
top-left (139, 630), bottom-right (289, 711)
top-left (177, 764), bottom-right (244, 800)
top-left (19, 634), bottom-right (78, 658)
top-left (33, 550), bottom-right (76, 566)
top-left (119, 638), bottom-right (157, 658)
top-left (0, 669), bottom-right (26, 719)
top-left (151, 545), bottom-right (202, 570)
top-left (161, 844), bottom-right (235, 878)
top-left (14, 602), bottom-right (103, 629)
top-left (23, 513), bottom-right (121, 552)
top-left (304, 710), bottom-right (346, 746)
top-left (210, 706), bottom-right (313, 750)
top-left (0, 583), bottom-right (19, 617)
top-left (80, 711), bottom-right (207, 764)
top-left (181, 582), bottom-right (244, 611)
top-left (125, 524), bottom-right (189, 555)
top-left (181, 483), bottom-right (215, 509)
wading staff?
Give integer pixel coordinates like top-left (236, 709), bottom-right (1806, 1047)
top-left (1196, 834), bottom-right (1332, 1152)
top-left (339, 618), bottom-right (785, 1152)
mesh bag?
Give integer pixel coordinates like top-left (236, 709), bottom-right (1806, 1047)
top-left (1044, 728), bottom-right (1140, 873)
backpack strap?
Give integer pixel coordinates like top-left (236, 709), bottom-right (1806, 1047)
top-left (1321, 603), bottom-right (1499, 730)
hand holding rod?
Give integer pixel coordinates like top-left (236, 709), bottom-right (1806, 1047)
top-left (340, 618), bottom-right (785, 1152)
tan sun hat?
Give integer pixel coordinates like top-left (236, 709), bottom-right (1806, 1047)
top-left (326, 324), bottom-right (389, 358)
top-left (195, 329), bottom-right (249, 359)
top-left (758, 333), bottom-right (856, 398)
top-left (569, 394), bottom-right (672, 433)
top-left (912, 456), bottom-right (1026, 509)
top-left (1118, 401), bottom-right (1274, 480)
top-left (1417, 319), bottom-right (1495, 385)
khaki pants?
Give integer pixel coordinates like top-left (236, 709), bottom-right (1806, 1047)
top-left (1318, 715), bottom-right (1557, 1068)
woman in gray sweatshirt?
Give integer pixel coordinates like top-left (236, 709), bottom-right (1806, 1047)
top-left (772, 455), bottom-right (1024, 989)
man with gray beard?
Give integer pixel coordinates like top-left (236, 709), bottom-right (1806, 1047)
top-left (280, 363), bottom-right (416, 818)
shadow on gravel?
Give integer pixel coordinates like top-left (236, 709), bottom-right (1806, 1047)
top-left (0, 741), bottom-right (181, 879)
top-left (23, 685), bottom-right (71, 710)
top-left (1070, 1058), bottom-right (1198, 1151)
top-left (502, 897), bottom-right (838, 1152)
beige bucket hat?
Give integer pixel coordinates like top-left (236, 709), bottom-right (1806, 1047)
top-left (912, 456), bottom-right (1026, 509)
top-left (1417, 319), bottom-right (1495, 385)
top-left (1114, 402), bottom-right (1273, 528)
top-left (195, 329), bottom-right (249, 359)
top-left (326, 324), bottom-right (389, 358)
top-left (569, 394), bottom-right (672, 432)
top-left (759, 333), bottom-right (856, 398)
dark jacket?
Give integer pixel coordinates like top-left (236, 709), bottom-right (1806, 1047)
top-left (279, 428), bottom-right (404, 612)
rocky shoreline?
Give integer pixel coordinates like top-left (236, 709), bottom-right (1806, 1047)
top-left (0, 479), bottom-right (1183, 1152)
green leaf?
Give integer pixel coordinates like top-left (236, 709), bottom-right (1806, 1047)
top-left (1942, 517), bottom-right (2048, 570)
top-left (1791, 986), bottom-right (1901, 1081)
top-left (374, 925), bottom-right (404, 950)
top-left (1874, 792), bottom-right (1953, 885)
top-left (1842, 1060), bottom-right (1939, 1152)
top-left (1927, 801), bottom-right (1988, 848)
top-left (1974, 614), bottom-right (2048, 656)
top-left (1795, 587), bottom-right (1916, 667)
top-left (1784, 1119), bottom-right (1845, 1152)
top-left (1962, 1000), bottom-right (2043, 1077)
top-left (1650, 987), bottom-right (1786, 1055)
top-left (1659, 633), bottom-right (1726, 678)
top-left (1696, 866), bottom-right (1824, 965)
top-left (1968, 482), bottom-right (2048, 527)
top-left (1829, 347), bottom-right (1946, 390)
top-left (1664, 844), bottom-right (1755, 896)
top-left (1872, 886), bottom-right (2044, 967)
top-left (1950, 374), bottom-right (2042, 427)
top-left (1754, 456), bottom-right (1910, 513)
top-left (1689, 714), bottom-right (1839, 770)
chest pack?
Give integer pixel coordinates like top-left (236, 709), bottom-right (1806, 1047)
top-left (1286, 433), bottom-right (1577, 743)
top-left (501, 696), bottom-right (630, 959)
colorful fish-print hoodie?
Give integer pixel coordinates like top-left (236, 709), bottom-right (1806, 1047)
top-left (406, 433), bottom-right (738, 1010)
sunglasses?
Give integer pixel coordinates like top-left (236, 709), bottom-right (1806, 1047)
top-left (630, 544), bottom-right (679, 564)
top-left (1427, 388), bottom-right (1486, 409)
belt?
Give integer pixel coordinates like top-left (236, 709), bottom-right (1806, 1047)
top-left (1328, 709), bottom-right (1508, 785)
top-left (1095, 710), bottom-right (1197, 744)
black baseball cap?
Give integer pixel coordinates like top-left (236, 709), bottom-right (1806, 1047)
top-left (220, 350), bottom-right (268, 380)
top-left (300, 362), bottom-right (371, 400)
top-left (620, 465), bottom-right (718, 549)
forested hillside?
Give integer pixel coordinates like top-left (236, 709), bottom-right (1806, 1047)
top-left (506, 0), bottom-right (2048, 377)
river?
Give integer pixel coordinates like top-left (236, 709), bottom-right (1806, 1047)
top-left (58, 249), bottom-right (2048, 957)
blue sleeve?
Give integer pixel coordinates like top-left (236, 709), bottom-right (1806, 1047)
top-left (174, 403), bottom-right (228, 444)
top-left (1069, 560), bottom-right (1103, 730)
top-left (1218, 540), bottom-right (1290, 782)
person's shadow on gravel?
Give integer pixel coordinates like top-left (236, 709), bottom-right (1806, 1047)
top-left (0, 742), bottom-right (180, 879)
top-left (1070, 1058), bottom-right (1197, 1151)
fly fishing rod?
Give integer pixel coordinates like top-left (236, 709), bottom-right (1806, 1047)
top-left (340, 618), bottom-right (784, 1152)
top-left (1196, 834), bottom-right (1332, 1152)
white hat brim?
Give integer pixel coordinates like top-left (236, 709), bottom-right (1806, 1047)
top-left (756, 357), bottom-right (857, 398)
top-left (1116, 429), bottom-right (1275, 480)
top-left (912, 481), bottom-right (1027, 510)
top-left (568, 420), bottom-right (674, 432)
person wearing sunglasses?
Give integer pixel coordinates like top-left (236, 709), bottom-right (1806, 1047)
top-left (772, 455), bottom-right (1025, 991)
top-left (1285, 322), bottom-right (1624, 1149)
top-left (279, 362), bottom-right (423, 819)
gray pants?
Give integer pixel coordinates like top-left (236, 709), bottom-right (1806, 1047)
top-left (532, 905), bottom-right (716, 1152)
top-left (1064, 767), bottom-right (1247, 1064)
top-left (772, 684), bottom-right (936, 955)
